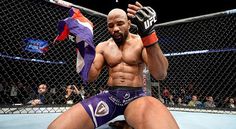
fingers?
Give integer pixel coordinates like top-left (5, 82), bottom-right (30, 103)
top-left (135, 1), bottom-right (143, 8)
top-left (127, 1), bottom-right (143, 18)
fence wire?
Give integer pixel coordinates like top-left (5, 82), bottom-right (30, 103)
top-left (0, 0), bottom-right (235, 114)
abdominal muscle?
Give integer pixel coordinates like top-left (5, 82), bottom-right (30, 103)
top-left (107, 62), bottom-right (145, 87)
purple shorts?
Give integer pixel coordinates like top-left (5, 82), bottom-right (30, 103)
top-left (80, 86), bottom-right (146, 128)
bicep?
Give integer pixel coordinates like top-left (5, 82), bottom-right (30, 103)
top-left (88, 45), bottom-right (105, 81)
top-left (93, 52), bottom-right (105, 72)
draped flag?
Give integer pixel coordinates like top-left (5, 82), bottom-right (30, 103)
top-left (54, 8), bottom-right (95, 84)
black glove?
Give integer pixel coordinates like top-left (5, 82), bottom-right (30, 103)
top-left (132, 6), bottom-right (158, 47)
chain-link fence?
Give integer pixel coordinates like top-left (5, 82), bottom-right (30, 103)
top-left (151, 10), bottom-right (236, 112)
top-left (1, 0), bottom-right (235, 114)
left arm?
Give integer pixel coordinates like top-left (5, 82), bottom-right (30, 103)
top-left (128, 1), bottom-right (168, 80)
top-left (143, 44), bottom-right (168, 80)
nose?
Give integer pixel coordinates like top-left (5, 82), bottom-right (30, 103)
top-left (113, 25), bottom-right (120, 32)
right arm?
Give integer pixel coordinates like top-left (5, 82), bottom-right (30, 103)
top-left (88, 43), bottom-right (105, 82)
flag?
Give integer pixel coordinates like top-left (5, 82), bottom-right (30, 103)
top-left (54, 8), bottom-right (95, 84)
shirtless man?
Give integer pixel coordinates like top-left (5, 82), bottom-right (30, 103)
top-left (48, 1), bottom-right (179, 129)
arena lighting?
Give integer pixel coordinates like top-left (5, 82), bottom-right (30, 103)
top-left (1, 48), bottom-right (235, 63)
top-left (0, 53), bottom-right (65, 64)
top-left (164, 48), bottom-right (236, 56)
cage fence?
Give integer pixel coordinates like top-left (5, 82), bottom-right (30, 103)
top-left (0, 0), bottom-right (235, 114)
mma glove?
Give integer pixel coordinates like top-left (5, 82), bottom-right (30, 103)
top-left (132, 6), bottom-right (158, 47)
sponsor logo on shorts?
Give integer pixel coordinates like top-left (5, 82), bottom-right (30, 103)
top-left (95, 101), bottom-right (109, 117)
top-left (124, 92), bottom-right (130, 99)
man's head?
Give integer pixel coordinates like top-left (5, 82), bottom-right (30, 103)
top-left (192, 95), bottom-right (198, 101)
top-left (107, 8), bottom-right (131, 46)
top-left (38, 84), bottom-right (47, 94)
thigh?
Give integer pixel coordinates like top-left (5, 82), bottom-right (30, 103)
top-left (48, 103), bottom-right (94, 129)
top-left (124, 96), bottom-right (179, 129)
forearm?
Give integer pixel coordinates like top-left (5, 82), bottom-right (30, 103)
top-left (87, 49), bottom-right (104, 82)
top-left (128, 4), bottom-right (168, 80)
top-left (88, 63), bottom-right (101, 82)
top-left (146, 44), bottom-right (168, 80)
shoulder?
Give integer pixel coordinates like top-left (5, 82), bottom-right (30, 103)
top-left (128, 33), bottom-right (144, 51)
top-left (96, 38), bottom-right (113, 50)
top-left (129, 33), bottom-right (141, 41)
top-left (129, 33), bottom-right (143, 46)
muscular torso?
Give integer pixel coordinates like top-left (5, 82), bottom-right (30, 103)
top-left (98, 34), bottom-right (145, 87)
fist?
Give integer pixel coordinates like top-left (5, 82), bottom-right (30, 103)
top-left (128, 2), bottom-right (158, 47)
top-left (132, 6), bottom-right (157, 37)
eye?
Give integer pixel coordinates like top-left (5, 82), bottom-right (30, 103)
top-left (117, 21), bottom-right (125, 26)
top-left (108, 23), bottom-right (114, 28)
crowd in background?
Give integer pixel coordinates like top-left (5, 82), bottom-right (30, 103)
top-left (158, 85), bottom-right (235, 109)
top-left (0, 80), bottom-right (97, 106)
top-left (0, 80), bottom-right (235, 109)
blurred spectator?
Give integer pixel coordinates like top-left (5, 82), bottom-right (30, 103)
top-left (177, 97), bottom-right (187, 107)
top-left (64, 85), bottom-right (82, 104)
top-left (10, 81), bottom-right (18, 103)
top-left (204, 96), bottom-right (216, 108)
top-left (178, 85), bottom-right (186, 99)
top-left (227, 98), bottom-right (235, 108)
top-left (168, 94), bottom-right (175, 106)
top-left (79, 85), bottom-right (86, 99)
top-left (17, 81), bottom-right (29, 104)
top-left (27, 84), bottom-right (52, 106)
top-left (184, 82), bottom-right (194, 104)
top-left (188, 95), bottom-right (203, 108)
top-left (218, 97), bottom-right (230, 108)
top-left (162, 87), bottom-right (170, 104)
top-left (1, 80), bottom-right (11, 104)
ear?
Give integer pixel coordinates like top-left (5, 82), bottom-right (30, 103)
top-left (128, 20), bottom-right (131, 29)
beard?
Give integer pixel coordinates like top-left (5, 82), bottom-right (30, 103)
top-left (112, 31), bottom-right (128, 46)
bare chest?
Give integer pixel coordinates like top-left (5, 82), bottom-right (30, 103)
top-left (104, 45), bottom-right (142, 67)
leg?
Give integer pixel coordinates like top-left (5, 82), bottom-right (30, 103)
top-left (48, 103), bottom-right (94, 129)
top-left (124, 96), bottom-right (179, 129)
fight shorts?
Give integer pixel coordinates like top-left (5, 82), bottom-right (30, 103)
top-left (80, 86), bottom-right (146, 128)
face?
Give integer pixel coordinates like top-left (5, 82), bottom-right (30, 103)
top-left (38, 84), bottom-right (47, 94)
top-left (107, 9), bottom-right (130, 46)
top-left (208, 96), bottom-right (213, 102)
top-left (66, 85), bottom-right (73, 93)
top-left (192, 95), bottom-right (197, 101)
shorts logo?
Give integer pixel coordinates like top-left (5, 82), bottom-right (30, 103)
top-left (95, 101), bottom-right (109, 117)
top-left (124, 92), bottom-right (130, 99)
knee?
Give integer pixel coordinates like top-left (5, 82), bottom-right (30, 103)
top-left (47, 122), bottom-right (56, 129)
top-left (47, 120), bottom-right (62, 129)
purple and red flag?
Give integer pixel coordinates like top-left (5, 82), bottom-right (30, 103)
top-left (54, 8), bottom-right (95, 84)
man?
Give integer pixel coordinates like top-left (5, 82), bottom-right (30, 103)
top-left (48, 1), bottom-right (179, 129)
top-left (28, 84), bottom-right (52, 106)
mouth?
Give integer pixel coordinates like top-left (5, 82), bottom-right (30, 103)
top-left (113, 33), bottom-right (122, 39)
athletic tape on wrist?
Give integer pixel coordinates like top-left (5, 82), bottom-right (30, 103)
top-left (141, 32), bottom-right (158, 47)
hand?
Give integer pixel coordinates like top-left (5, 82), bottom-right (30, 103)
top-left (127, 2), bottom-right (158, 47)
top-left (32, 99), bottom-right (41, 106)
top-left (127, 1), bottom-right (143, 18)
